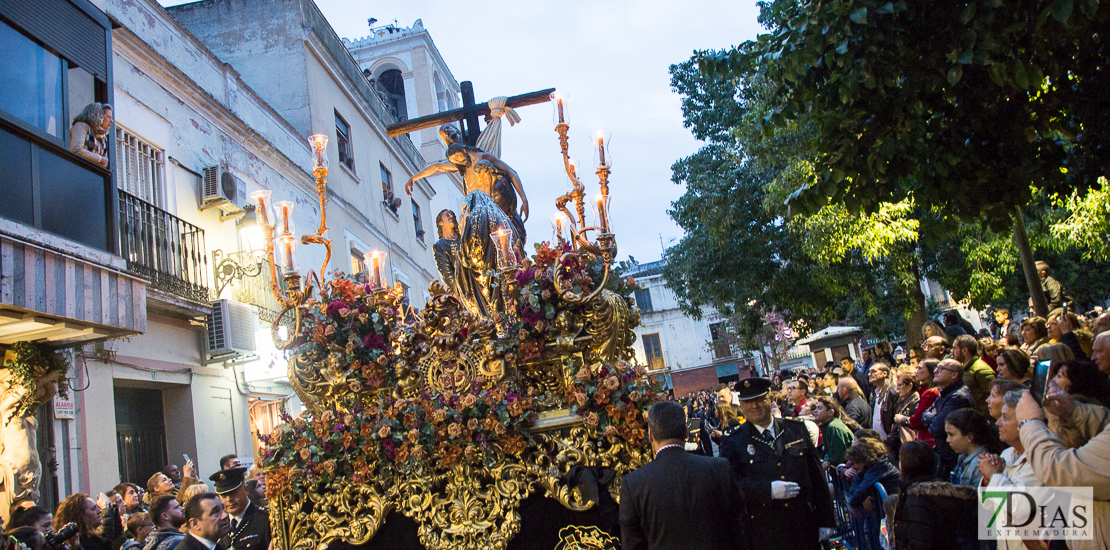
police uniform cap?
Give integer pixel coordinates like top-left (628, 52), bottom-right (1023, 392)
top-left (209, 466), bottom-right (247, 495)
top-left (734, 377), bottom-right (772, 401)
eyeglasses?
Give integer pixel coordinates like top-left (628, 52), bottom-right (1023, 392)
top-left (937, 366), bottom-right (961, 374)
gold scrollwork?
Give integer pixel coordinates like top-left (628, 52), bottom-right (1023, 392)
top-left (553, 525), bottom-right (619, 550)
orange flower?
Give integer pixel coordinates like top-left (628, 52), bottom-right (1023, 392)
top-left (447, 423), bottom-right (461, 437)
top-left (299, 448), bottom-right (311, 460)
top-left (378, 425), bottom-right (391, 439)
top-left (407, 429), bottom-right (420, 444)
top-left (467, 418), bottom-right (479, 431)
top-left (321, 460), bottom-right (336, 473)
top-left (586, 412), bottom-right (599, 426)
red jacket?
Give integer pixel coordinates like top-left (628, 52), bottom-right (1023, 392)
top-left (908, 386), bottom-right (940, 446)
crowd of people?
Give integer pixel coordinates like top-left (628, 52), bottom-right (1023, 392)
top-left (629, 306), bottom-right (1110, 550)
top-left (2, 456), bottom-right (270, 550)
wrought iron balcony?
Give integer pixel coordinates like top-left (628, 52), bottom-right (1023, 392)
top-left (118, 190), bottom-right (209, 304)
top-left (212, 250), bottom-right (287, 323)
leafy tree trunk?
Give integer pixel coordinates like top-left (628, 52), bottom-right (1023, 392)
top-left (1013, 207), bottom-right (1048, 317)
top-left (904, 257), bottom-right (927, 349)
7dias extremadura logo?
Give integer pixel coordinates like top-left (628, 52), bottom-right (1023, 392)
top-left (979, 487), bottom-right (1094, 541)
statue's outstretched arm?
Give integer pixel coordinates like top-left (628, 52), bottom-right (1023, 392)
top-left (484, 154), bottom-right (529, 222)
top-left (405, 161), bottom-right (457, 195)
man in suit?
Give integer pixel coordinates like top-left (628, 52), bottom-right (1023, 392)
top-left (173, 492), bottom-right (229, 550)
top-left (719, 378), bottom-right (836, 550)
top-left (210, 467), bottom-right (271, 550)
top-left (619, 400), bottom-right (746, 550)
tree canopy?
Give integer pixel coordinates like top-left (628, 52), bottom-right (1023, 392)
top-left (702, 0), bottom-right (1109, 232)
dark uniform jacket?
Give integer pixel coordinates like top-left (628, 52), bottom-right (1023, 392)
top-left (719, 417), bottom-right (836, 550)
top-left (172, 534), bottom-right (224, 550)
top-left (619, 446), bottom-right (746, 550)
top-left (218, 501), bottom-right (270, 550)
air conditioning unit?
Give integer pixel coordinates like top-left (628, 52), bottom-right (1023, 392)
top-left (206, 299), bottom-right (257, 360)
top-left (200, 165), bottom-right (246, 221)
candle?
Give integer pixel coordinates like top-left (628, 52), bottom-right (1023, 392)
top-left (498, 230), bottom-right (509, 255)
top-left (307, 134), bottom-right (328, 170)
top-left (249, 190), bottom-right (272, 227)
top-left (278, 235), bottom-right (296, 268)
top-left (275, 201), bottom-right (294, 236)
top-left (598, 137), bottom-right (606, 166)
top-left (256, 197), bottom-right (269, 225)
top-left (597, 196), bottom-right (609, 233)
top-left (371, 255), bottom-right (381, 288)
top-left (557, 98), bottom-right (565, 123)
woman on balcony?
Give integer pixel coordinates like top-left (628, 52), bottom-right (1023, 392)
top-left (70, 102), bottom-right (112, 168)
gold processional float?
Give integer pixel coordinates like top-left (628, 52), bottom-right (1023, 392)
top-left (255, 91), bottom-right (662, 550)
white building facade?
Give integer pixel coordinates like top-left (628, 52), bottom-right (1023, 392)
top-left (0, 0), bottom-right (468, 504)
top-left (625, 261), bottom-right (760, 397)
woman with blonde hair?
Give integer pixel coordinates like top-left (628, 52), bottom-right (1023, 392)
top-left (1033, 343), bottom-right (1075, 377)
top-left (70, 102), bottom-right (112, 167)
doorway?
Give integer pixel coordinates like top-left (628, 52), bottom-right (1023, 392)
top-left (114, 386), bottom-right (167, 484)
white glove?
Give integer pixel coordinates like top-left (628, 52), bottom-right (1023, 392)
top-left (771, 481), bottom-right (800, 500)
top-left (684, 442), bottom-right (698, 451)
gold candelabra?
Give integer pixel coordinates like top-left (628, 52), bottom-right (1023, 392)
top-left (549, 91), bottom-right (617, 305)
top-left (248, 134), bottom-right (395, 349)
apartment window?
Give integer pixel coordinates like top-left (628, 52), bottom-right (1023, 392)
top-left (350, 249), bottom-right (365, 276)
top-left (335, 111), bottom-right (354, 172)
top-left (642, 333), bottom-right (664, 371)
top-left (634, 288), bottom-right (653, 312)
top-left (412, 200), bottom-right (424, 241)
top-left (115, 127), bottom-right (165, 207)
top-left (380, 162), bottom-right (399, 214)
top-left (709, 322), bottom-right (733, 359)
top-left (0, 22), bottom-right (64, 138)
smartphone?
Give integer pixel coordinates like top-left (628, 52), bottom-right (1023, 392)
top-left (183, 453), bottom-right (191, 463)
top-left (1062, 302), bottom-right (1070, 318)
top-left (1031, 360), bottom-right (1052, 404)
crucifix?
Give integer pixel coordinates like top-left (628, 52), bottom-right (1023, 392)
top-left (385, 81), bottom-right (554, 145)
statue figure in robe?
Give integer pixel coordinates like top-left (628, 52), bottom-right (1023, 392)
top-left (404, 105), bottom-right (529, 318)
top-left (433, 209), bottom-right (496, 317)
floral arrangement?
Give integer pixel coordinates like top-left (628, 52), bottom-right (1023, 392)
top-left (565, 359), bottom-right (663, 443)
top-left (259, 241), bottom-right (657, 499)
top-left (260, 378), bottom-right (539, 496)
top-left (514, 242), bottom-right (639, 362)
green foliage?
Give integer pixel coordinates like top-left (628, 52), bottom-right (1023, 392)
top-left (702, 0), bottom-right (1110, 232)
top-left (1050, 180), bottom-right (1110, 262)
top-left (3, 342), bottom-right (69, 420)
top-left (663, 59), bottom-right (918, 342)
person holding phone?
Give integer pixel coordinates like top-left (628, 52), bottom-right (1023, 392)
top-left (1016, 387), bottom-right (1110, 550)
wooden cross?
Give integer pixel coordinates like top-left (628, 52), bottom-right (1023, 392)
top-left (385, 81), bottom-right (555, 146)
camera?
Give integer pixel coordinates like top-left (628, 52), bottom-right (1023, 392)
top-left (45, 523), bottom-right (79, 550)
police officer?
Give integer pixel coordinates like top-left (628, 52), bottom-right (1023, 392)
top-left (719, 378), bottom-right (836, 550)
top-left (209, 467), bottom-right (270, 550)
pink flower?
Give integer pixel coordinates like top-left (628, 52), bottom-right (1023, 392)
top-left (575, 393), bottom-right (587, 406)
top-left (349, 381), bottom-right (362, 392)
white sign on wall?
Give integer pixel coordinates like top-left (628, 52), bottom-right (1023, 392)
top-left (53, 393), bottom-right (75, 420)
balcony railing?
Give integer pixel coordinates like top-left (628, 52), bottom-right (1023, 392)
top-left (118, 190), bottom-right (209, 303)
top-left (212, 250), bottom-right (288, 323)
